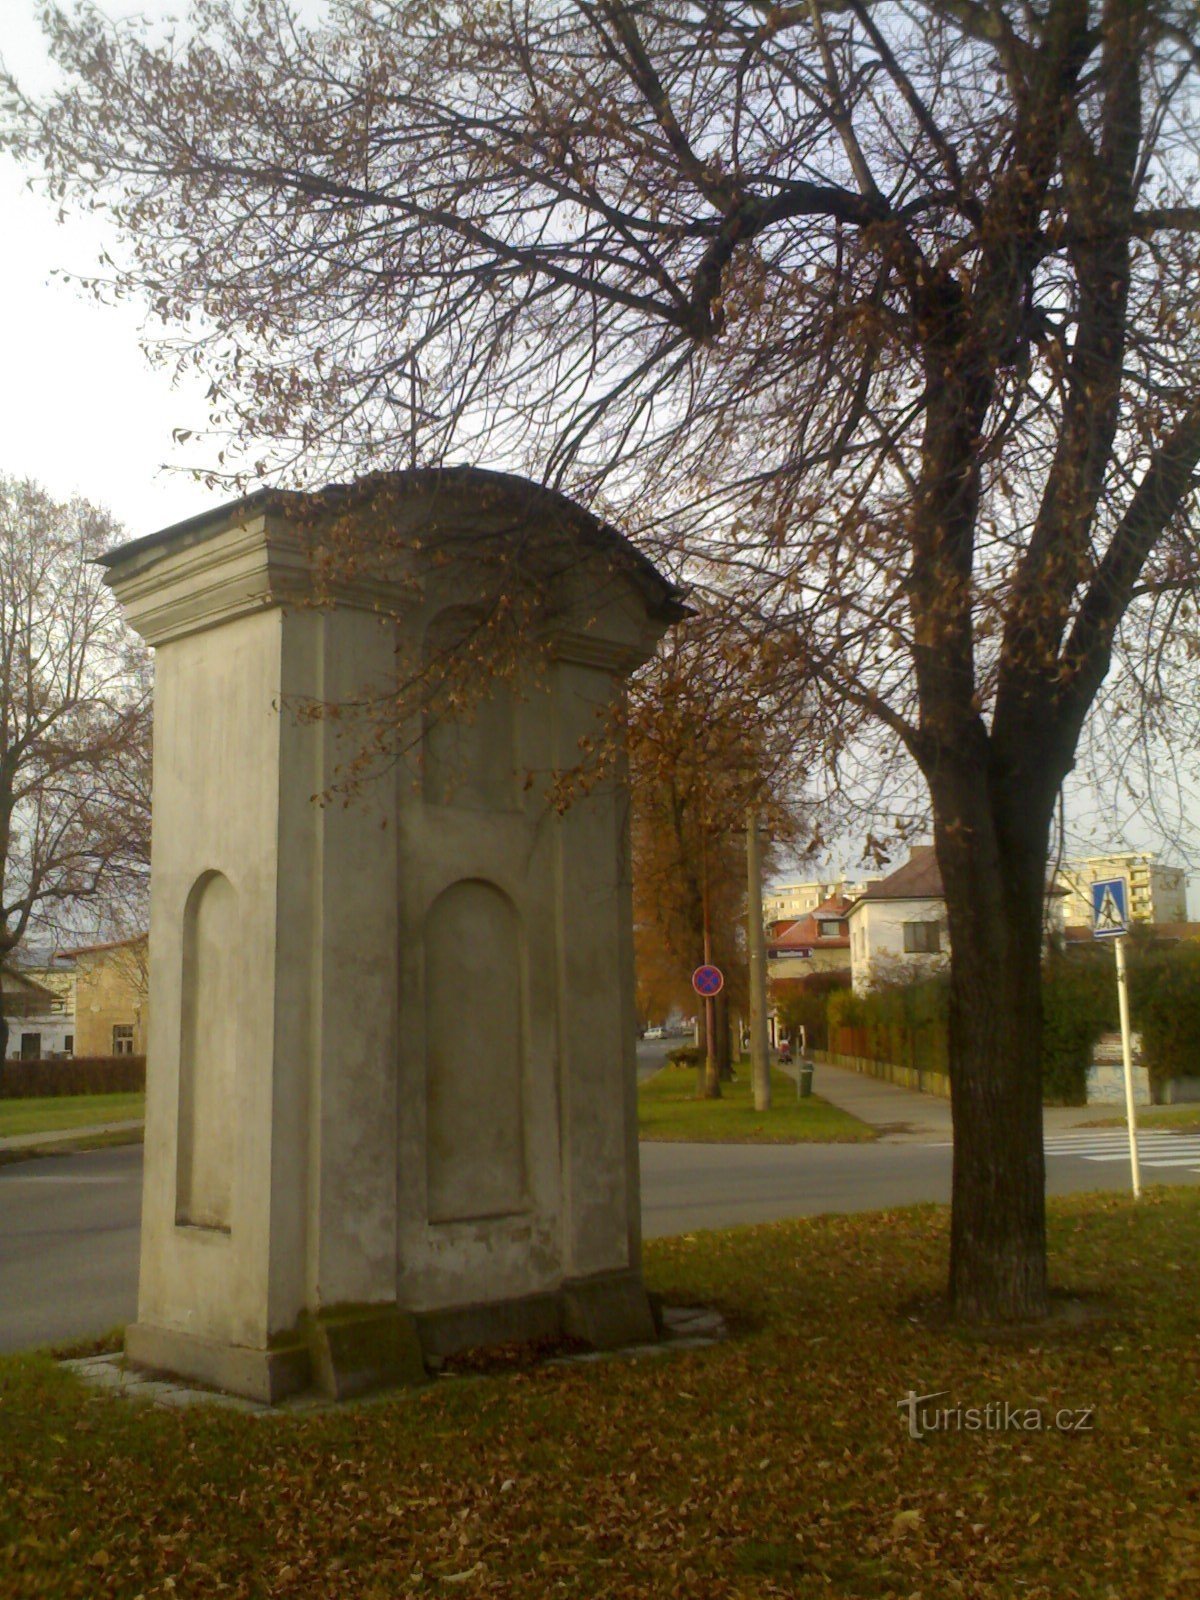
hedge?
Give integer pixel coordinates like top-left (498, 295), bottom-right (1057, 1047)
top-left (0, 1056), bottom-right (146, 1098)
top-left (1131, 941), bottom-right (1200, 1087)
top-left (828, 977), bottom-right (950, 1079)
top-left (827, 940), bottom-right (1200, 1104)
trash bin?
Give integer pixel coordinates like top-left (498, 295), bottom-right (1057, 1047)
top-left (797, 1060), bottom-right (815, 1098)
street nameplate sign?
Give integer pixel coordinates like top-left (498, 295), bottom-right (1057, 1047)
top-left (1091, 878), bottom-right (1128, 938)
top-left (692, 964), bottom-right (724, 997)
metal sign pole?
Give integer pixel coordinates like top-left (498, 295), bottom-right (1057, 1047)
top-left (1113, 934), bottom-right (1141, 1199)
top-left (746, 807), bottom-right (771, 1112)
top-left (1091, 876), bottom-right (1139, 1200)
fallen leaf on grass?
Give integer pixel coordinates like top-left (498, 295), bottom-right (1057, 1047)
top-left (891, 1510), bottom-right (922, 1537)
top-left (440, 1562), bottom-right (484, 1584)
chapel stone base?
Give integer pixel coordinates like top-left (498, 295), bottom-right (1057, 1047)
top-left (562, 1271), bottom-right (658, 1350)
top-left (124, 1321), bottom-right (313, 1406)
top-left (126, 1306), bottom-right (425, 1404)
top-left (126, 1273), bottom-right (656, 1402)
top-left (414, 1269), bottom-right (657, 1361)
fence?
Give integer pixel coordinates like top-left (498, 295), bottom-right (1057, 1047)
top-left (817, 1041), bottom-right (952, 1099)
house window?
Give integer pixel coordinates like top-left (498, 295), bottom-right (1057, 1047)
top-left (20, 1032), bottom-right (41, 1059)
top-left (112, 1025), bottom-right (135, 1056)
top-left (64, 1035), bottom-right (74, 1057)
top-left (903, 921), bottom-right (941, 954)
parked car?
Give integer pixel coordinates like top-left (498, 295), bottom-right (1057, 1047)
top-left (644, 1026), bottom-right (666, 1040)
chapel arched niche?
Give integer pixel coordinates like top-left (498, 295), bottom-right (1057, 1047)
top-left (176, 870), bottom-right (239, 1232)
top-left (424, 878), bottom-right (527, 1223)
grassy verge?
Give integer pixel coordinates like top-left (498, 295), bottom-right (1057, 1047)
top-left (0, 1126), bottom-right (145, 1167)
top-left (1081, 1105), bottom-right (1200, 1131)
top-left (639, 1062), bottom-right (874, 1142)
top-left (4, 1190), bottom-right (1200, 1597)
top-left (0, 1091), bottom-right (145, 1139)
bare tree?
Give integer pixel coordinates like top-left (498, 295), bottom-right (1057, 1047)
top-left (0, 476), bottom-right (151, 1060)
top-left (7, 1), bottom-right (1200, 1318)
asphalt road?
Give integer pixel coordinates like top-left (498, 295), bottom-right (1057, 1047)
top-left (3, 1133), bottom-right (1195, 1354)
top-left (635, 1035), bottom-right (678, 1078)
top-left (0, 1143), bottom-right (141, 1352)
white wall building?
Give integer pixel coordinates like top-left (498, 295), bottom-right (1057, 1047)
top-left (5, 1015), bottom-right (75, 1059)
top-left (846, 848), bottom-right (950, 994)
top-left (848, 845), bottom-right (1068, 992)
top-left (1055, 853), bottom-right (1188, 927)
top-left (2, 964), bottom-right (76, 1058)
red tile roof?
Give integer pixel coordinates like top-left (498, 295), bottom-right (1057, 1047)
top-left (770, 911), bottom-right (850, 950)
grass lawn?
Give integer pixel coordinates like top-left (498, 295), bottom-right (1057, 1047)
top-left (4, 1190), bottom-right (1200, 1597)
top-left (638, 1062), bottom-right (874, 1142)
top-left (0, 1092), bottom-right (145, 1139)
top-left (1083, 1105), bottom-right (1200, 1131)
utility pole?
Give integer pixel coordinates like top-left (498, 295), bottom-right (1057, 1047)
top-left (746, 806), bottom-right (771, 1111)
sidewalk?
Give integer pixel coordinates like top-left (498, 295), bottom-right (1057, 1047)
top-left (0, 1080), bottom-right (1131, 1156)
top-left (800, 1058), bottom-right (1133, 1144)
top-left (801, 1058), bottom-right (953, 1142)
top-left (0, 1119), bottom-right (144, 1155)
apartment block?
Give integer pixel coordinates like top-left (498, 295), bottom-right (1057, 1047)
top-left (1055, 852), bottom-right (1188, 928)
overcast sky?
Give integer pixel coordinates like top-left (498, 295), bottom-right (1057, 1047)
top-left (1, 3), bottom-right (226, 537)
top-left (2, 1), bottom-right (1196, 906)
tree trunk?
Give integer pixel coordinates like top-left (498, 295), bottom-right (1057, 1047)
top-left (932, 764), bottom-right (1055, 1323)
top-left (696, 1004), bottom-right (721, 1098)
top-left (715, 990), bottom-right (733, 1081)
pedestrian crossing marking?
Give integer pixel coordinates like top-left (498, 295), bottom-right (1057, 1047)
top-left (928, 1130), bottom-right (1200, 1175)
top-left (1047, 1130), bottom-right (1200, 1172)
top-left (1043, 1130), bottom-right (1200, 1153)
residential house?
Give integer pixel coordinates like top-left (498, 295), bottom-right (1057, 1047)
top-left (846, 848), bottom-right (951, 993)
top-left (2, 965), bottom-right (74, 1058)
top-left (767, 896), bottom-right (853, 1046)
top-left (60, 935), bottom-right (149, 1057)
top-left (767, 895), bottom-right (854, 982)
top-left (848, 846), bottom-right (1068, 992)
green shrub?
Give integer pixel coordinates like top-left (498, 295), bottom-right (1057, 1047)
top-left (666, 1044), bottom-right (703, 1069)
top-left (774, 971), bottom-right (850, 1052)
top-left (1043, 939), bottom-right (1200, 1094)
top-left (1041, 955), bottom-right (1111, 1104)
top-left (827, 976), bottom-right (949, 1078)
top-left (827, 989), bottom-right (867, 1031)
top-left (1135, 942), bottom-right (1200, 1088)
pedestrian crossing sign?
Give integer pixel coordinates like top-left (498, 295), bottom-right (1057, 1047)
top-left (1091, 878), bottom-right (1128, 938)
